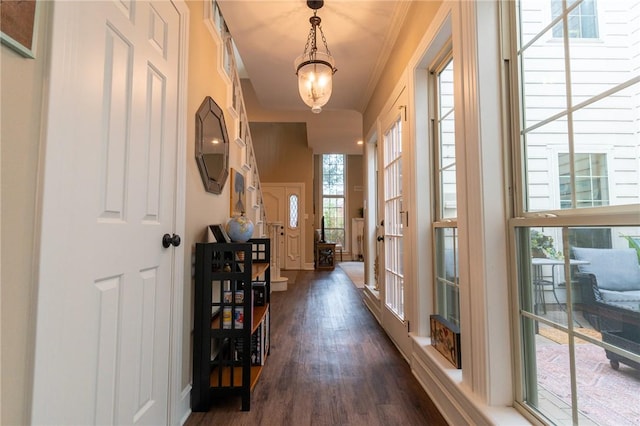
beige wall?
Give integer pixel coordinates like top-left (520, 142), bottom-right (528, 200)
top-left (0, 2), bottom-right (52, 424)
top-left (250, 122), bottom-right (315, 265)
top-left (182, 0), bottom-right (249, 389)
top-left (363, 1), bottom-right (441, 134)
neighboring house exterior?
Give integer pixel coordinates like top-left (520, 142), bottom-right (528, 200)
top-left (521, 0), bottom-right (640, 212)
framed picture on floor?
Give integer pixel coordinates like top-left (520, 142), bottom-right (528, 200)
top-left (430, 314), bottom-right (461, 369)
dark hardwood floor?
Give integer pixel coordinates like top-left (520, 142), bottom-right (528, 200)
top-left (185, 266), bottom-right (448, 426)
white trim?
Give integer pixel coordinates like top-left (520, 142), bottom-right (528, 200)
top-left (169, 1), bottom-right (189, 424)
top-left (412, 337), bottom-right (532, 426)
top-left (549, 145), bottom-right (616, 210)
top-left (177, 385), bottom-right (192, 426)
top-left (363, 286), bottom-right (382, 324)
top-left (203, 1), bottom-right (232, 87)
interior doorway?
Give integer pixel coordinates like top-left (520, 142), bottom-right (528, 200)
top-left (262, 183), bottom-right (305, 270)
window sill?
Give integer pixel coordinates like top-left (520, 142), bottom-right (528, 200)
top-left (412, 336), bottom-right (531, 426)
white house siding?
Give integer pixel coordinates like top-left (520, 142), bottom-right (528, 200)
top-left (520, 0), bottom-right (640, 211)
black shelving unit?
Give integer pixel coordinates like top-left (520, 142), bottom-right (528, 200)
top-left (192, 238), bottom-right (271, 412)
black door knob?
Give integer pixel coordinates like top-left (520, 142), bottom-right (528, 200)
top-left (162, 233), bottom-right (181, 248)
top-left (377, 236), bottom-right (384, 242)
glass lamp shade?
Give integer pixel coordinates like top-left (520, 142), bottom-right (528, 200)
top-left (295, 51), bottom-right (335, 113)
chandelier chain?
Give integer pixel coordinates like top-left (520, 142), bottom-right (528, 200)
top-left (301, 10), bottom-right (332, 58)
top-left (317, 24), bottom-right (332, 57)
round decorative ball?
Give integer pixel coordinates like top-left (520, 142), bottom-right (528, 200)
top-left (226, 214), bottom-right (254, 242)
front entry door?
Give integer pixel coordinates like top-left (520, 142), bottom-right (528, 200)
top-left (32, 1), bottom-right (185, 424)
top-left (377, 88), bottom-right (412, 359)
top-left (262, 183), bottom-right (304, 270)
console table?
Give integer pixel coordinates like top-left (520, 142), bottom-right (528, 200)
top-left (315, 242), bottom-right (336, 270)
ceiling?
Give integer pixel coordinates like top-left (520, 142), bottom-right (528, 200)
top-left (217, 0), bottom-right (410, 155)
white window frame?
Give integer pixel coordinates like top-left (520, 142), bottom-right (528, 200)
top-left (321, 154), bottom-right (347, 248)
top-left (549, 146), bottom-right (614, 210)
top-left (203, 1), bottom-right (233, 91)
top-left (430, 51), bottom-right (460, 327)
top-left (510, 0), bottom-right (640, 423)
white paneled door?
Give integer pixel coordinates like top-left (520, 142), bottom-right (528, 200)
top-left (262, 183), bottom-right (304, 270)
top-left (32, 1), bottom-right (185, 424)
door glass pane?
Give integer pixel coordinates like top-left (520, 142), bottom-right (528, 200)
top-left (384, 117), bottom-right (404, 319)
top-left (289, 194), bottom-right (298, 229)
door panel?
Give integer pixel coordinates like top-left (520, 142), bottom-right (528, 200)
top-left (262, 184), bottom-right (304, 270)
top-left (284, 185), bottom-right (302, 269)
top-left (378, 88), bottom-right (412, 359)
top-left (32, 2), bottom-right (182, 424)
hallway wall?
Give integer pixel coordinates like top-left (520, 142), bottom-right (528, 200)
top-left (363, 1), bottom-right (442, 133)
top-left (0, 3), bottom-right (52, 424)
top-left (250, 122), bottom-right (315, 266)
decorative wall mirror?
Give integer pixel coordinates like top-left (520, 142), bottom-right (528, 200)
top-left (196, 96), bottom-right (229, 194)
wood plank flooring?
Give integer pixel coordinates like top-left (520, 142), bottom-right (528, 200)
top-left (185, 267), bottom-right (448, 426)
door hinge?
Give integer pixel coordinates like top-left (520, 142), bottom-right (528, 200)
top-left (399, 105), bottom-right (407, 121)
top-left (407, 320), bottom-right (410, 333)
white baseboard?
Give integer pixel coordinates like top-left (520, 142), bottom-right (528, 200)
top-left (177, 384), bottom-right (191, 425)
top-left (362, 287), bottom-right (381, 324)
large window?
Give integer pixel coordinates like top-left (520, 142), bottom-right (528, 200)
top-left (551, 0), bottom-right (599, 39)
top-left (513, 0), bottom-right (640, 424)
top-left (559, 152), bottom-right (609, 209)
top-left (322, 154), bottom-right (346, 247)
top-left (431, 55), bottom-right (459, 326)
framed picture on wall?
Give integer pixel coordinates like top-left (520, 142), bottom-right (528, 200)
top-left (230, 168), bottom-right (246, 216)
top-left (0, 0), bottom-right (39, 58)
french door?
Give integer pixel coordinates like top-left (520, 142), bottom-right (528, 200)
top-left (378, 88), bottom-right (412, 359)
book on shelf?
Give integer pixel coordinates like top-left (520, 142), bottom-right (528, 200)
top-left (233, 306), bottom-right (244, 328)
top-left (252, 281), bottom-right (266, 306)
top-left (223, 290), bottom-right (243, 303)
top-left (231, 324), bottom-right (267, 365)
top-left (251, 325), bottom-right (262, 365)
top-left (222, 306), bottom-right (232, 329)
top-left (264, 309), bottom-right (269, 355)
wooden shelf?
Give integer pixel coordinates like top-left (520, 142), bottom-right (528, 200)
top-left (210, 303), bottom-right (269, 331)
top-left (209, 362), bottom-right (266, 390)
top-left (252, 263), bottom-right (268, 280)
top-left (252, 304), bottom-right (268, 333)
top-left (193, 239), bottom-right (271, 412)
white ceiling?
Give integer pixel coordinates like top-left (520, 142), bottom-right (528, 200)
top-left (217, 0), bottom-right (410, 154)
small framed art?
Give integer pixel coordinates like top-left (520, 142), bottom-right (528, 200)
top-left (209, 224), bottom-right (230, 243)
top-left (430, 314), bottom-right (461, 369)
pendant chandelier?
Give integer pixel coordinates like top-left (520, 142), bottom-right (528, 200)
top-left (294, 0), bottom-right (337, 114)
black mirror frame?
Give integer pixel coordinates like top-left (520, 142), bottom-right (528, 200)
top-left (195, 96), bottom-right (230, 194)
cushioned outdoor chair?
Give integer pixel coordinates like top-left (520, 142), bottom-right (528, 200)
top-left (573, 247), bottom-right (640, 329)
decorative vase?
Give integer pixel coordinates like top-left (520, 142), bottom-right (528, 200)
top-left (226, 213), bottom-right (254, 243)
